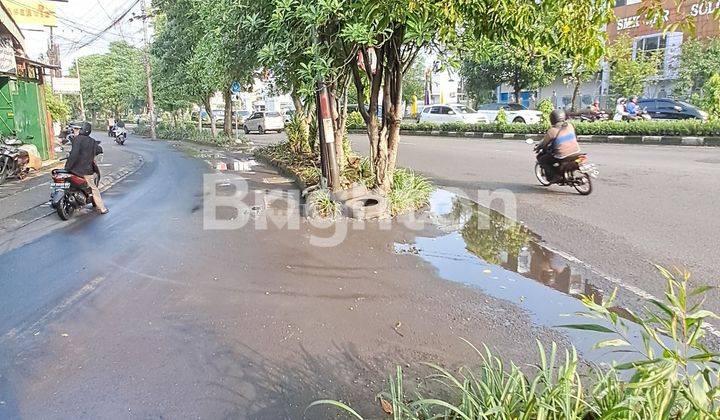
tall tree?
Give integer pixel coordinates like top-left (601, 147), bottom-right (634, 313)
top-left (674, 39), bottom-right (720, 100)
top-left (461, 43), bottom-right (558, 106)
top-left (152, 0), bottom-right (219, 137)
top-left (71, 42), bottom-right (146, 120)
top-left (606, 36), bottom-right (661, 99)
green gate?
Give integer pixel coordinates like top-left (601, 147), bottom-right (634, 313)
top-left (0, 76), bottom-right (52, 160)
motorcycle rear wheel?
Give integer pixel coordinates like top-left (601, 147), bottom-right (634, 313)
top-left (56, 198), bottom-right (75, 220)
top-left (573, 172), bottom-right (593, 195)
top-left (534, 163), bottom-right (551, 186)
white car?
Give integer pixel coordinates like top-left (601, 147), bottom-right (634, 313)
top-left (242, 111), bottom-right (284, 134)
top-left (417, 104), bottom-right (489, 124)
top-left (476, 103), bottom-right (542, 124)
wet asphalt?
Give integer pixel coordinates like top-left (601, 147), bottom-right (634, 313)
top-left (0, 136), bottom-right (571, 419)
top-left (252, 133), bottom-right (720, 319)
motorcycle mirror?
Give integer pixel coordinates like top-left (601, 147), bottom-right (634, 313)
top-left (525, 138), bottom-right (534, 144)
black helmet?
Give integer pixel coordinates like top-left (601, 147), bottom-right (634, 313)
top-left (549, 109), bottom-right (566, 126)
top-left (79, 122), bottom-right (92, 136)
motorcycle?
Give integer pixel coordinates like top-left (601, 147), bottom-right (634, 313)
top-left (50, 142), bottom-right (103, 220)
top-left (114, 125), bottom-right (127, 145)
top-left (0, 137), bottom-right (30, 185)
top-left (579, 111), bottom-right (609, 122)
top-left (527, 138), bottom-right (599, 196)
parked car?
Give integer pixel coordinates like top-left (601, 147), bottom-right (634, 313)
top-left (476, 102), bottom-right (542, 124)
top-left (636, 99), bottom-right (708, 121)
top-left (282, 109), bottom-right (295, 124)
top-left (417, 104), bottom-right (489, 124)
top-left (234, 110), bottom-right (251, 123)
top-left (243, 111), bottom-right (285, 134)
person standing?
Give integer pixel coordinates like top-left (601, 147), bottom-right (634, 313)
top-left (64, 122), bottom-right (108, 214)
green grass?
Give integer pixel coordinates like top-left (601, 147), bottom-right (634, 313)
top-left (311, 267), bottom-right (720, 419)
top-left (388, 168), bottom-right (435, 215)
top-left (306, 188), bottom-right (341, 219)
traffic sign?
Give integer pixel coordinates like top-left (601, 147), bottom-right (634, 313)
top-left (230, 82), bottom-right (241, 94)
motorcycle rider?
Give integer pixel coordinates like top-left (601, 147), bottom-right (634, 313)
top-left (537, 109), bottom-right (581, 183)
top-left (613, 97), bottom-right (628, 121)
top-left (64, 122), bottom-right (108, 214)
top-left (626, 96), bottom-right (639, 120)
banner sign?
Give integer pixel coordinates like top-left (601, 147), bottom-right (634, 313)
top-left (2, 0), bottom-right (57, 27)
top-left (0, 35), bottom-right (15, 74)
top-left (51, 77), bottom-right (80, 94)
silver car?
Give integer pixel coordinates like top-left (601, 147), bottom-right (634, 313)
top-left (242, 111), bottom-right (285, 134)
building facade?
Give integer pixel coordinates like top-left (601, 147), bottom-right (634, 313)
top-left (608, 0), bottom-right (720, 98)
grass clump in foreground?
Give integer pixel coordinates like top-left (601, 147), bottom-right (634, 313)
top-left (310, 267), bottom-right (720, 419)
top-left (389, 168), bottom-right (435, 216)
top-left (306, 188), bottom-right (342, 219)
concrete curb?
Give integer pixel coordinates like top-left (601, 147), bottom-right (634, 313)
top-left (252, 152), bottom-right (309, 192)
top-left (347, 129), bottom-right (720, 146)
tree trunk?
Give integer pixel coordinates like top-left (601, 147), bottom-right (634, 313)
top-left (223, 90), bottom-right (233, 137)
top-left (514, 85), bottom-right (522, 105)
top-left (202, 97), bottom-right (217, 139)
top-left (197, 105), bottom-right (202, 130)
top-left (330, 83), bottom-right (349, 171)
top-left (291, 91), bottom-right (310, 153)
top-left (570, 77), bottom-right (581, 112)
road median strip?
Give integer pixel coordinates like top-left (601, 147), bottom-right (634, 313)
top-left (347, 128), bottom-right (720, 146)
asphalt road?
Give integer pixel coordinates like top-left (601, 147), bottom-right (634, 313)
top-left (252, 132), bottom-right (720, 312)
top-left (0, 136), bottom-right (563, 418)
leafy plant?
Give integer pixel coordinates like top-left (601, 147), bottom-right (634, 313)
top-left (496, 107), bottom-right (508, 125)
top-left (312, 267), bottom-right (720, 419)
top-left (538, 99), bottom-right (554, 125)
top-left (347, 111), bottom-right (364, 130)
top-left (306, 188), bottom-right (341, 219)
top-left (388, 169), bottom-right (434, 216)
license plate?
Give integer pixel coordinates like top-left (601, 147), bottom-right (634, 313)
top-left (51, 182), bottom-right (69, 188)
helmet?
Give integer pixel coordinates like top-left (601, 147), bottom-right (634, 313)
top-left (79, 122), bottom-right (92, 136)
top-left (549, 109), bottom-right (566, 126)
top-left (617, 97), bottom-right (626, 104)
top-left (69, 121), bottom-right (81, 129)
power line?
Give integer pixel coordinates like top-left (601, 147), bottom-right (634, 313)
top-left (65, 0), bottom-right (142, 54)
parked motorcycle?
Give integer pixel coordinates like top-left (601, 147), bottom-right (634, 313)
top-left (527, 138), bottom-right (598, 195)
top-left (0, 137), bottom-right (30, 185)
top-left (50, 142), bottom-right (103, 220)
top-left (114, 125), bottom-right (127, 145)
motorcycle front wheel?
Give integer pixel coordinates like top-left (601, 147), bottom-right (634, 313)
top-left (56, 197), bottom-right (75, 220)
top-left (573, 172), bottom-right (593, 195)
top-left (534, 163), bottom-right (551, 186)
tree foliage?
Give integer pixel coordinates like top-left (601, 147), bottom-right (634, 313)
top-left (72, 41), bottom-right (146, 119)
top-left (674, 39), bottom-right (720, 101)
top-left (44, 86), bottom-right (70, 123)
top-left (606, 36), bottom-right (660, 99)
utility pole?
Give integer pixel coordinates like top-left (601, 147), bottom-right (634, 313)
top-left (76, 58), bottom-right (86, 121)
top-left (140, 0), bottom-right (156, 140)
top-left (313, 33), bottom-right (340, 191)
top-left (316, 83), bottom-right (340, 191)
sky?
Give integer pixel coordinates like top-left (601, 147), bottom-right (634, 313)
top-left (9, 0), bottom-right (148, 71)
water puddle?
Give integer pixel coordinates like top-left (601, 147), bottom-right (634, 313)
top-left (396, 190), bottom-right (657, 363)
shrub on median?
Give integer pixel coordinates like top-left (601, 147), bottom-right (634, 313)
top-left (133, 121), bottom-right (240, 145)
top-left (357, 119), bottom-right (720, 137)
